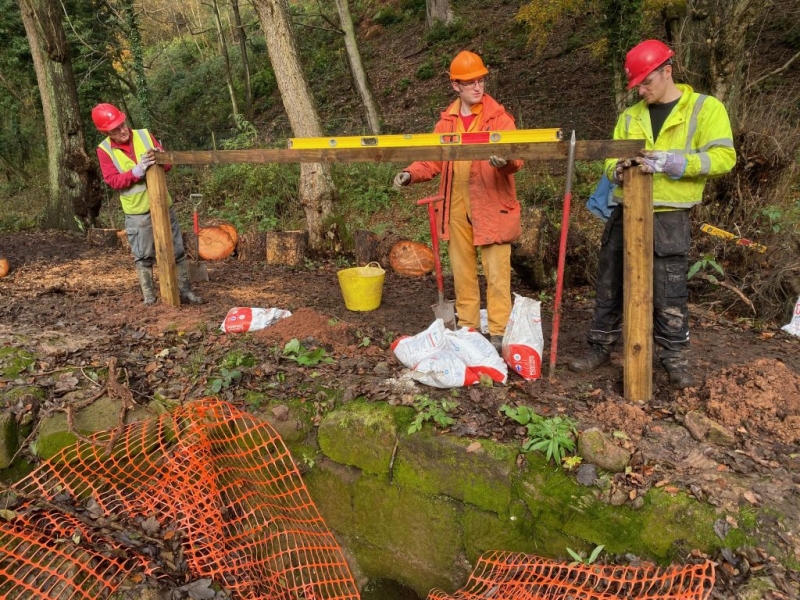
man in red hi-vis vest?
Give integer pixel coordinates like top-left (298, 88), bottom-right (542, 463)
top-left (92, 103), bottom-right (202, 306)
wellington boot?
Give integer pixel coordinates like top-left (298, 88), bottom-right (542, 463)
top-left (568, 345), bottom-right (610, 373)
top-left (176, 261), bottom-right (203, 305)
top-left (662, 359), bottom-right (695, 390)
top-left (135, 264), bottom-right (157, 306)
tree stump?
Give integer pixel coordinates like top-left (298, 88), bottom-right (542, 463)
top-left (237, 231), bottom-right (267, 262)
top-left (266, 230), bottom-right (308, 266)
top-left (87, 228), bottom-right (119, 248)
top-left (117, 230), bottom-right (131, 254)
top-left (374, 231), bottom-right (404, 267)
top-left (511, 206), bottom-right (549, 290)
top-left (354, 229), bottom-right (380, 266)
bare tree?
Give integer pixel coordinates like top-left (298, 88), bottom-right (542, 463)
top-left (211, 0), bottom-right (240, 121)
top-left (426, 0), bottom-right (453, 29)
top-left (252, 0), bottom-right (335, 252)
top-left (334, 0), bottom-right (380, 134)
top-left (230, 0), bottom-right (253, 118)
top-left (18, 0), bottom-right (101, 229)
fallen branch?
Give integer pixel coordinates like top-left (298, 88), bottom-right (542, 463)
top-left (696, 273), bottom-right (756, 314)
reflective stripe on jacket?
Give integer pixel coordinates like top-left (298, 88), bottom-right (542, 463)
top-left (98, 129), bottom-right (171, 215)
top-left (605, 84), bottom-right (735, 210)
top-left (404, 94), bottom-right (523, 245)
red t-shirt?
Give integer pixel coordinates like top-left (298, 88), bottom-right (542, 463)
top-left (96, 129), bottom-right (171, 191)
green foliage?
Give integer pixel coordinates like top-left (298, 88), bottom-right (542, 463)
top-left (221, 350), bottom-right (257, 370)
top-left (416, 61), bottom-right (436, 80)
top-left (567, 544), bottom-right (605, 565)
top-left (373, 7), bottom-right (404, 26)
top-left (424, 20), bottom-right (473, 45)
top-left (208, 367), bottom-right (242, 394)
top-left (687, 254), bottom-right (724, 282)
top-left (282, 339), bottom-right (334, 366)
top-left (500, 405), bottom-right (578, 465)
top-left (408, 395), bottom-right (458, 434)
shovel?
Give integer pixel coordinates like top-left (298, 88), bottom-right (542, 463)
top-left (188, 193), bottom-right (208, 283)
top-left (417, 195), bottom-right (456, 330)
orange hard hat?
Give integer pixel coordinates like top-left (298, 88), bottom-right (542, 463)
top-left (624, 40), bottom-right (675, 89)
top-left (449, 51), bottom-right (489, 81)
top-left (91, 103), bottom-right (126, 132)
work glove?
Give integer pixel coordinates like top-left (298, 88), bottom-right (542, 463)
top-left (611, 157), bottom-right (636, 185)
top-left (131, 152), bottom-right (156, 179)
top-left (393, 171), bottom-right (411, 190)
top-left (488, 156), bottom-right (507, 168)
top-left (639, 151), bottom-right (687, 179)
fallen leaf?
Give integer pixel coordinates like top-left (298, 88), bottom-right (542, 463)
top-left (654, 479), bottom-right (670, 488)
top-left (743, 491), bottom-right (759, 505)
top-left (664, 486), bottom-right (680, 494)
top-left (466, 441), bottom-right (482, 453)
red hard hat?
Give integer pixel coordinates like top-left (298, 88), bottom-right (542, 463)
top-left (449, 51), bottom-right (489, 81)
top-left (91, 103), bottom-right (126, 132)
top-left (624, 40), bottom-right (675, 89)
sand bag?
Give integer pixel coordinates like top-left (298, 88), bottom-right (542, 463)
top-left (782, 296), bottom-right (800, 338)
top-left (221, 307), bottom-right (292, 333)
top-left (392, 321), bottom-right (507, 388)
top-left (502, 294), bottom-right (544, 380)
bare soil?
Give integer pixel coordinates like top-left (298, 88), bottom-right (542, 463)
top-left (1, 230), bottom-right (799, 598)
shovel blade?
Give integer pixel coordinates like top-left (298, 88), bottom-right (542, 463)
top-left (433, 300), bottom-right (456, 330)
top-left (188, 261), bottom-right (208, 283)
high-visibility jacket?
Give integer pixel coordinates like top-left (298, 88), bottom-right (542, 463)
top-left (604, 84), bottom-right (735, 210)
top-left (404, 94), bottom-right (523, 245)
top-left (98, 129), bottom-right (172, 215)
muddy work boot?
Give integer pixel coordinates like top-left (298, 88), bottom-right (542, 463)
top-left (135, 264), bottom-right (157, 306)
top-left (176, 260), bottom-right (203, 304)
top-left (568, 344), bottom-right (610, 373)
top-left (662, 358), bottom-right (695, 390)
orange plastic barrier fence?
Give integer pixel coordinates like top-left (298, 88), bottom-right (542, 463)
top-left (0, 398), bottom-right (360, 599)
top-left (427, 551), bottom-right (715, 600)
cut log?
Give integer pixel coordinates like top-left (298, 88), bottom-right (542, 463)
top-left (374, 231), bottom-right (405, 267)
top-left (511, 206), bottom-right (550, 290)
top-left (389, 240), bottom-right (435, 277)
top-left (117, 230), bottom-right (131, 254)
top-left (266, 230), bottom-right (308, 266)
top-left (237, 231), bottom-right (267, 262)
top-left (354, 229), bottom-right (380, 266)
top-left (87, 228), bottom-right (119, 248)
top-left (205, 218), bottom-right (239, 249)
top-left (198, 226), bottom-right (235, 260)
top-left (0, 257), bottom-right (9, 278)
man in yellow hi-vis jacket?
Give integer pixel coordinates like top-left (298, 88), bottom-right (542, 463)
top-left (570, 40), bottom-right (736, 389)
top-left (92, 103), bottom-right (202, 306)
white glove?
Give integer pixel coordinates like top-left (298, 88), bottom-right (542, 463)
top-left (393, 172), bottom-right (411, 190)
top-left (131, 152), bottom-right (156, 179)
top-left (639, 151), bottom-right (687, 178)
top-left (488, 156), bottom-right (507, 168)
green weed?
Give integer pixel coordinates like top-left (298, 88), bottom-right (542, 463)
top-left (408, 395), bottom-right (458, 434)
top-left (500, 404), bottom-right (578, 465)
top-left (566, 544), bottom-right (605, 566)
top-left (688, 254), bottom-right (724, 282)
top-left (282, 338), bottom-right (334, 366)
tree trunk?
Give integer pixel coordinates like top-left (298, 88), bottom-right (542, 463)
top-left (426, 0), bottom-right (453, 28)
top-left (230, 0), bottom-right (253, 119)
top-left (334, 0), bottom-right (381, 134)
top-left (252, 0), bottom-right (336, 253)
top-left (266, 230), bottom-right (308, 266)
top-left (675, 0), bottom-right (759, 122)
top-left (121, 0), bottom-right (151, 128)
top-left (18, 0), bottom-right (98, 230)
top-left (211, 0), bottom-right (240, 120)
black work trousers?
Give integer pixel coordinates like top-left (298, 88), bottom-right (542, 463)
top-left (586, 206), bottom-right (691, 362)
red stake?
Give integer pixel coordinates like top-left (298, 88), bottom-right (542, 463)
top-left (549, 131), bottom-right (576, 381)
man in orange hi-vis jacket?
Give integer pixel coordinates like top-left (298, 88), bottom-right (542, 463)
top-left (393, 51), bottom-right (523, 352)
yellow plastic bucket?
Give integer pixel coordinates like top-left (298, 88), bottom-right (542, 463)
top-left (337, 262), bottom-right (385, 311)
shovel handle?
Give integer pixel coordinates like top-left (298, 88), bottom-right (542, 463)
top-left (193, 211), bottom-right (200, 235)
top-left (417, 196), bottom-right (445, 299)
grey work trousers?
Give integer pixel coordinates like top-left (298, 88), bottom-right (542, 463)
top-left (586, 206), bottom-right (691, 361)
top-left (125, 207), bottom-right (186, 267)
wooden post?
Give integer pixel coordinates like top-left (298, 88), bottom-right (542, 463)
top-left (622, 168), bottom-right (653, 402)
top-left (145, 166), bottom-right (180, 306)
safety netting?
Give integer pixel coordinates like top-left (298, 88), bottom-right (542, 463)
top-left (0, 397), bottom-right (716, 600)
top-left (428, 551), bottom-right (715, 600)
top-left (0, 397), bottom-right (360, 599)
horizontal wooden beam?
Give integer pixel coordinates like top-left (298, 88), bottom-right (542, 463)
top-left (156, 140), bottom-right (644, 165)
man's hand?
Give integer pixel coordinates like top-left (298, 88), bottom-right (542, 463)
top-left (132, 151), bottom-right (156, 179)
top-left (488, 156), bottom-right (507, 168)
top-left (612, 158), bottom-right (635, 185)
top-left (639, 151), bottom-right (686, 178)
top-left (393, 172), bottom-right (411, 190)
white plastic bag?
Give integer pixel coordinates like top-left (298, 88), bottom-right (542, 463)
top-left (782, 296), bottom-right (800, 338)
top-left (220, 307), bottom-right (292, 333)
top-left (391, 320), bottom-right (508, 388)
top-left (502, 294), bottom-right (544, 380)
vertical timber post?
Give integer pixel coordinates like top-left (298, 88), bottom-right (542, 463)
top-left (145, 166), bottom-right (180, 306)
top-left (623, 168), bottom-right (653, 402)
